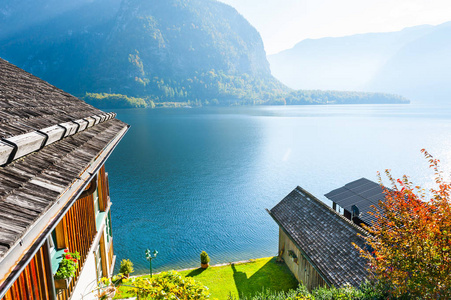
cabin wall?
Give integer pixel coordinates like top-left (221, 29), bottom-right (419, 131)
top-left (71, 251), bottom-right (96, 300)
top-left (1, 166), bottom-right (115, 300)
top-left (278, 228), bottom-right (327, 291)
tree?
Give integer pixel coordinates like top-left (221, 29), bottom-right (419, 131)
top-left (355, 149), bottom-right (451, 298)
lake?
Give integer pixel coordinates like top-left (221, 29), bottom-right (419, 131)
top-left (106, 104), bottom-right (451, 274)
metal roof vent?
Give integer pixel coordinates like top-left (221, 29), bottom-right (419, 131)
top-left (351, 205), bottom-right (360, 219)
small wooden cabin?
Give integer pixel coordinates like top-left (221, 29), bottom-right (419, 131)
top-left (0, 58), bottom-right (129, 300)
top-left (268, 186), bottom-right (368, 291)
top-left (325, 178), bottom-right (385, 227)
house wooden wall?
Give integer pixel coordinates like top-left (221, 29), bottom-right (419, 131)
top-left (1, 166), bottom-right (114, 300)
top-left (1, 245), bottom-right (54, 300)
top-left (278, 228), bottom-right (328, 291)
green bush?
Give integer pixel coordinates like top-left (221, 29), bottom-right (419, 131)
top-left (228, 282), bottom-right (386, 300)
top-left (132, 271), bottom-right (210, 299)
top-left (313, 284), bottom-right (365, 300)
top-left (227, 285), bottom-right (311, 300)
top-left (200, 251), bottom-right (210, 264)
top-left (119, 259), bottom-right (134, 276)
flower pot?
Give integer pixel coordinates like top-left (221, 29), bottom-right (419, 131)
top-left (201, 263), bottom-right (209, 269)
top-left (54, 277), bottom-right (72, 290)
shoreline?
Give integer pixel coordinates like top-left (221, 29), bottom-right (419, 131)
top-left (128, 258), bottom-right (262, 278)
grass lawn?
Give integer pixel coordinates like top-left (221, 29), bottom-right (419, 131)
top-left (115, 257), bottom-right (298, 299)
top-left (180, 257), bottom-right (298, 299)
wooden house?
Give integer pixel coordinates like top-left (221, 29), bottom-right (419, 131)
top-left (325, 178), bottom-right (385, 227)
top-left (0, 58), bottom-right (129, 300)
top-left (267, 186), bottom-right (368, 291)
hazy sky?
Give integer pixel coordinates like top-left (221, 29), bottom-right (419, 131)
top-left (219, 0), bottom-right (451, 54)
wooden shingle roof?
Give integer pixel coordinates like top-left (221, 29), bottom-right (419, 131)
top-left (268, 186), bottom-right (368, 288)
top-left (0, 58), bottom-right (107, 139)
top-left (0, 58), bottom-right (129, 261)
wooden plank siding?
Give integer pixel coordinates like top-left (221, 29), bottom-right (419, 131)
top-left (56, 192), bottom-right (97, 300)
top-left (278, 228), bottom-right (327, 291)
top-left (0, 245), bottom-right (53, 300)
top-left (98, 168), bottom-right (108, 211)
top-left (1, 167), bottom-right (112, 300)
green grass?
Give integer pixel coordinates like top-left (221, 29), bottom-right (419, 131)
top-left (180, 257), bottom-right (298, 299)
top-left (114, 257), bottom-right (298, 300)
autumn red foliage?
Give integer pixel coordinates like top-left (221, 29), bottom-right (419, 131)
top-left (355, 149), bottom-right (451, 298)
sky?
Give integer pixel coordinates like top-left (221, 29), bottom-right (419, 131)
top-left (218, 0), bottom-right (451, 54)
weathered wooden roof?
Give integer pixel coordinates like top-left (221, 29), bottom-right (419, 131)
top-left (0, 58), bottom-right (129, 261)
top-left (0, 58), bottom-right (108, 139)
top-left (325, 178), bottom-right (385, 225)
top-left (269, 186), bottom-right (368, 288)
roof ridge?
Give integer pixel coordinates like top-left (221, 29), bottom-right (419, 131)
top-left (295, 186), bottom-right (368, 236)
top-left (0, 113), bottom-right (117, 167)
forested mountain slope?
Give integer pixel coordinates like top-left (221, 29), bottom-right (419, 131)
top-left (0, 0), bottom-right (286, 105)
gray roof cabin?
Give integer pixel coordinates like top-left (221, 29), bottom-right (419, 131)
top-left (268, 186), bottom-right (368, 290)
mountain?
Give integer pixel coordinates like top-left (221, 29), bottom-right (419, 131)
top-left (0, 0), bottom-right (287, 106)
top-left (269, 22), bottom-right (451, 103)
top-left (85, 0), bottom-right (285, 103)
top-left (0, 0), bottom-right (123, 94)
top-left (369, 22), bottom-right (451, 103)
top-left (0, 0), bottom-right (408, 107)
top-left (0, 0), bottom-right (121, 40)
top-left (268, 25), bottom-right (434, 91)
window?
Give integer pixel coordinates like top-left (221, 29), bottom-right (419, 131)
top-left (49, 229), bottom-right (66, 274)
top-left (48, 232), bottom-right (56, 254)
top-left (105, 211), bottom-right (113, 244)
top-left (93, 186), bottom-right (100, 215)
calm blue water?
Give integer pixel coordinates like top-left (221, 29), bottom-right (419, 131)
top-left (106, 104), bottom-right (451, 274)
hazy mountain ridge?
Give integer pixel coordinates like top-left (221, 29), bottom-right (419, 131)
top-left (269, 22), bottom-right (451, 103)
top-left (369, 22), bottom-right (451, 102)
top-left (0, 0), bottom-right (408, 107)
